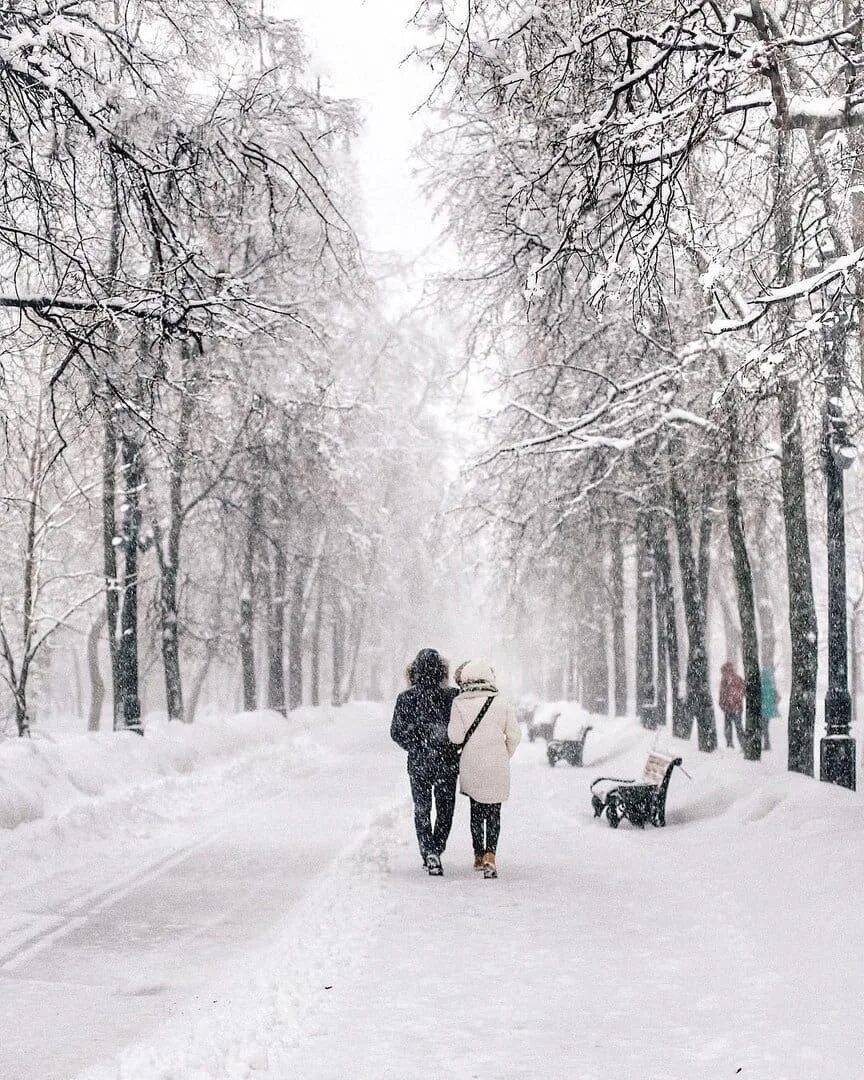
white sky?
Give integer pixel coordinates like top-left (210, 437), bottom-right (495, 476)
top-left (275, 0), bottom-right (439, 260)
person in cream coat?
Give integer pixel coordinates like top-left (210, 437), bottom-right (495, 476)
top-left (448, 658), bottom-right (521, 879)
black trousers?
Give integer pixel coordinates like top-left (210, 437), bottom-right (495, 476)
top-left (470, 799), bottom-right (501, 855)
top-left (724, 710), bottom-right (746, 749)
top-left (409, 772), bottom-right (457, 858)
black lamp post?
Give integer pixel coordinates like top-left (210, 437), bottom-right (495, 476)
top-left (819, 303), bottom-right (856, 790)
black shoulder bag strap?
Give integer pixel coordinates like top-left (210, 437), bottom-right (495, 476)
top-left (459, 696), bottom-right (495, 754)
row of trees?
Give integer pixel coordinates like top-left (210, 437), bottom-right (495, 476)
top-left (418, 0), bottom-right (864, 772)
top-left (0, 3), bottom-right (455, 735)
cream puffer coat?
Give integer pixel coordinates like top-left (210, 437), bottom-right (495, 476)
top-left (448, 661), bottom-right (522, 804)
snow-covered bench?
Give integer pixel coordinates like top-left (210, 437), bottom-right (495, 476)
top-left (547, 725), bottom-right (592, 767)
top-left (590, 751), bottom-right (682, 829)
top-left (527, 705), bottom-right (559, 743)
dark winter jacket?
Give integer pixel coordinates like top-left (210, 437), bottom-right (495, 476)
top-left (719, 663), bottom-right (745, 713)
top-left (391, 683), bottom-right (460, 780)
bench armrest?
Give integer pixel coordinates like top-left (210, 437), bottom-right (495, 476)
top-left (590, 775), bottom-right (635, 791)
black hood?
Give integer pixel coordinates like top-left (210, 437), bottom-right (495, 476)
top-left (414, 648), bottom-right (444, 686)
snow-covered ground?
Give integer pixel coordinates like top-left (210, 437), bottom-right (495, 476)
top-left (3, 705), bottom-right (864, 1079)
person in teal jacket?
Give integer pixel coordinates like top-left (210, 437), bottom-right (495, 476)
top-left (760, 668), bottom-right (779, 750)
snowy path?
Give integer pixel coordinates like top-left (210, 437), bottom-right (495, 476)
top-left (5, 706), bottom-right (864, 1079)
top-left (0, 712), bottom-right (404, 1080)
top-left (261, 725), bottom-right (864, 1080)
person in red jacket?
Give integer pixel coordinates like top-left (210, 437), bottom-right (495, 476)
top-left (718, 661), bottom-right (747, 750)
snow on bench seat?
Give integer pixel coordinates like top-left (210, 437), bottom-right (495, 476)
top-left (591, 752), bottom-right (677, 801)
top-left (547, 725), bottom-right (592, 766)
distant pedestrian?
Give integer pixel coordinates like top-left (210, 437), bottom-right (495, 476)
top-left (760, 668), bottom-right (779, 751)
top-left (718, 661), bottom-right (747, 750)
top-left (390, 649), bottom-right (459, 876)
top-left (448, 659), bottom-right (521, 879)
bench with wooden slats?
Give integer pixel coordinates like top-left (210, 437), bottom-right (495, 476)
top-left (547, 725), bottom-right (592, 767)
top-left (590, 751), bottom-right (682, 828)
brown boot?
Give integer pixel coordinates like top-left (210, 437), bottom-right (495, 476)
top-left (473, 854), bottom-right (484, 871)
top-left (482, 852), bottom-right (497, 879)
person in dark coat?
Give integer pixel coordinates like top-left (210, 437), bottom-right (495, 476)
top-left (718, 660), bottom-right (747, 750)
top-left (390, 648), bottom-right (459, 875)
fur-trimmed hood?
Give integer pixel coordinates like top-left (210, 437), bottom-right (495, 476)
top-left (458, 658), bottom-right (498, 693)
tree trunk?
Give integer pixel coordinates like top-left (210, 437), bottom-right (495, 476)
top-left (852, 604), bottom-right (862, 728)
top-left (779, 377), bottom-right (819, 775)
top-left (342, 515), bottom-right (390, 704)
top-left (655, 588), bottom-right (668, 726)
top-left (331, 591), bottom-right (345, 706)
top-left (670, 473), bottom-right (717, 751)
top-left (341, 597), bottom-right (366, 705)
top-left (116, 432), bottom-right (144, 734)
top-left (842, 0), bottom-right (864, 388)
top-left (549, 657), bottom-right (566, 701)
top-left (595, 614), bottom-right (609, 714)
top-left (773, 127), bottom-right (818, 776)
top-left (698, 496), bottom-right (713, 609)
top-left (368, 650), bottom-right (384, 702)
top-left (719, 586), bottom-right (742, 667)
top-left (187, 638), bottom-right (217, 723)
top-left (267, 546), bottom-right (287, 716)
top-left (158, 346), bottom-right (196, 723)
top-left (67, 646), bottom-right (83, 720)
top-left (87, 611), bottom-right (107, 732)
top-left (580, 611), bottom-right (608, 714)
top-left (310, 582), bottom-right (323, 707)
top-left (635, 512), bottom-right (657, 729)
top-left (652, 515), bottom-right (672, 728)
top-left (288, 562), bottom-right (307, 710)
top-left (565, 633), bottom-right (577, 700)
top-left (610, 523), bottom-right (627, 716)
top-left (102, 191), bottom-right (123, 732)
top-left (14, 693), bottom-right (29, 738)
top-left (653, 515), bottom-right (685, 735)
top-left (724, 422), bottom-right (762, 761)
top-left (100, 187), bottom-right (125, 734)
top-left (240, 474), bottom-right (262, 713)
top-left (757, 592), bottom-right (777, 672)
top-left (103, 412), bottom-right (121, 730)
top-left (14, 419), bottom-right (43, 738)
top-left (160, 561), bottom-right (184, 722)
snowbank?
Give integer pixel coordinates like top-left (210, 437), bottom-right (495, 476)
top-left (531, 703), bottom-right (864, 837)
top-left (563, 709), bottom-right (864, 836)
top-left (0, 710), bottom-right (297, 832)
top-left (666, 739), bottom-right (864, 834)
